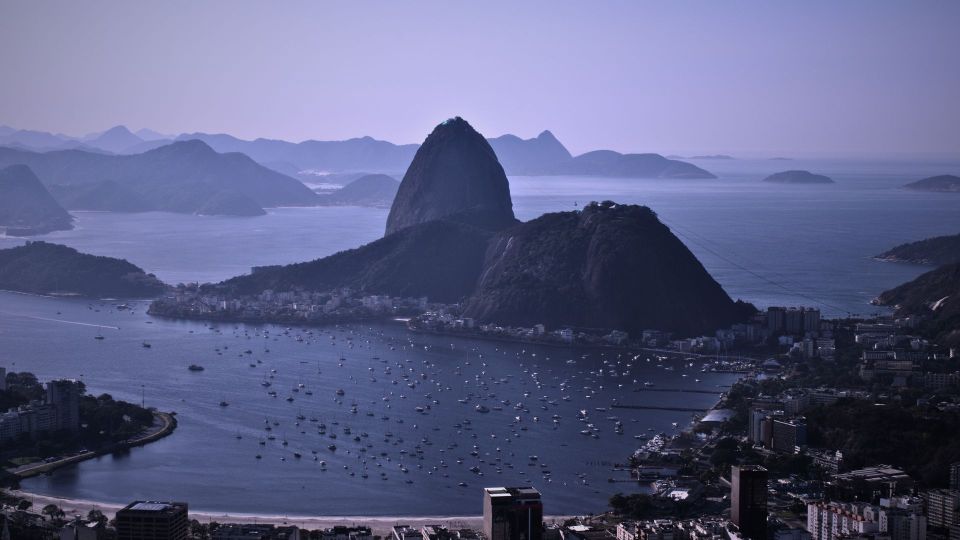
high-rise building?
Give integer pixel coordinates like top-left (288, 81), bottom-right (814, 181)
top-left (483, 487), bottom-right (543, 540)
top-left (732, 466), bottom-right (768, 540)
top-left (115, 501), bottom-right (188, 540)
top-left (0, 366), bottom-right (6, 391)
top-left (925, 489), bottom-right (959, 530)
top-left (771, 418), bottom-right (807, 453)
top-left (46, 379), bottom-right (82, 432)
top-left (950, 463), bottom-right (960, 491)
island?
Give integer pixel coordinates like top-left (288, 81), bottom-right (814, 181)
top-left (0, 164), bottom-right (73, 236)
top-left (903, 174), bottom-right (960, 193)
top-left (315, 173), bottom-right (400, 208)
top-left (761, 170), bottom-right (834, 184)
top-left (875, 233), bottom-right (960, 266)
top-left (0, 241), bottom-right (167, 297)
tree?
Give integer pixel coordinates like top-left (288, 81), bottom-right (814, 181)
top-left (16, 500), bottom-right (31, 511)
top-left (87, 509), bottom-right (107, 527)
top-left (41, 503), bottom-right (64, 523)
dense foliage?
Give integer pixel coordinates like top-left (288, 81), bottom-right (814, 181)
top-left (0, 241), bottom-right (167, 297)
top-left (806, 399), bottom-right (960, 487)
top-left (876, 233), bottom-right (960, 266)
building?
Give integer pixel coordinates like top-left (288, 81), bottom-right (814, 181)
top-left (115, 501), bottom-right (188, 540)
top-left (310, 526), bottom-right (373, 540)
top-left (0, 366), bottom-right (6, 391)
top-left (46, 379), bottom-right (82, 432)
top-left (831, 467), bottom-right (914, 502)
top-left (950, 463), bottom-right (960, 491)
top-left (483, 487), bottom-right (543, 540)
top-left (771, 417), bottom-right (806, 453)
top-left (925, 489), bottom-right (959, 530)
top-left (731, 466), bottom-right (768, 540)
top-left (807, 502), bottom-right (881, 540)
top-left (393, 525), bottom-right (424, 540)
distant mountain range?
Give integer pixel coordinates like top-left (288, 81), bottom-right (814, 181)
top-left (315, 174), bottom-right (399, 208)
top-left (0, 164), bottom-right (74, 235)
top-left (0, 124), bottom-right (716, 179)
top-left (0, 140), bottom-right (317, 216)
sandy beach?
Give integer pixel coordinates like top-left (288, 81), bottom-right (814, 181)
top-left (10, 490), bottom-right (572, 536)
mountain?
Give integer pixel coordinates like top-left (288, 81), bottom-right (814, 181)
top-left (551, 150), bottom-right (716, 179)
top-left (463, 201), bottom-right (753, 336)
top-left (487, 130), bottom-right (572, 175)
top-left (385, 117), bottom-right (517, 236)
top-left (875, 263), bottom-right (960, 347)
top-left (213, 117), bottom-right (750, 337)
top-left (904, 174), bottom-right (960, 193)
top-left (0, 164), bottom-right (73, 235)
top-left (48, 180), bottom-right (153, 212)
top-left (689, 154), bottom-right (734, 160)
top-left (0, 129), bottom-right (74, 150)
top-left (0, 241), bottom-right (167, 297)
top-left (86, 125), bottom-right (145, 153)
top-left (174, 132), bottom-right (419, 173)
top-left (221, 218), bottom-right (493, 303)
top-left (762, 170), bottom-right (835, 184)
top-left (0, 141), bottom-right (317, 215)
top-left (316, 174), bottom-right (399, 208)
top-left (135, 128), bottom-right (172, 141)
top-left (876, 234), bottom-right (960, 266)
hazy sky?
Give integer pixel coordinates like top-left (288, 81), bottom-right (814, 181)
top-left (1, 1), bottom-right (958, 157)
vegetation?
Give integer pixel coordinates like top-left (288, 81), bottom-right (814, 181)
top-left (1, 371), bottom-right (156, 466)
top-left (806, 399), bottom-right (960, 488)
top-left (0, 241), bottom-right (167, 297)
top-left (876, 232), bottom-right (960, 266)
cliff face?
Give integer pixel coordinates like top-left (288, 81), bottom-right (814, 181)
top-left (463, 201), bottom-right (753, 336)
top-left (385, 117), bottom-right (516, 236)
top-left (0, 164), bottom-right (73, 235)
top-left (876, 263), bottom-right (960, 346)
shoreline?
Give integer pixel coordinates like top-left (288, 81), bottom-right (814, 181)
top-left (8, 490), bottom-right (572, 535)
top-left (7, 411), bottom-right (177, 480)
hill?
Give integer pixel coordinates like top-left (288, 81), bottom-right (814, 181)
top-left (0, 141), bottom-right (317, 215)
top-left (875, 233), bottom-right (960, 266)
top-left (221, 218), bottom-right (493, 303)
top-left (487, 130), bottom-right (572, 174)
top-left (463, 201), bottom-right (753, 336)
top-left (316, 174), bottom-right (399, 208)
top-left (904, 174), bottom-right (960, 193)
top-left (875, 263), bottom-right (960, 346)
top-left (0, 241), bottom-right (167, 297)
top-left (0, 165), bottom-right (73, 235)
top-left (551, 150), bottom-right (716, 179)
top-left (762, 170), bottom-right (834, 184)
top-left (385, 117), bottom-right (517, 236)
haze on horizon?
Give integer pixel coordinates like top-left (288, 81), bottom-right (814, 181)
top-left (1, 1), bottom-right (958, 158)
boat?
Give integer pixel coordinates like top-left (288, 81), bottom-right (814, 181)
top-left (475, 405), bottom-right (490, 413)
top-left (188, 365), bottom-right (204, 372)
top-left (219, 400), bottom-right (229, 407)
top-left (142, 342), bottom-right (151, 348)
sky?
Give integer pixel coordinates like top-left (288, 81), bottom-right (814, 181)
top-left (1, 1), bottom-right (958, 157)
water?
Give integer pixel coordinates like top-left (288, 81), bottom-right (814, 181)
top-left (1, 292), bottom-right (734, 515)
top-left (2, 158), bottom-right (960, 515)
